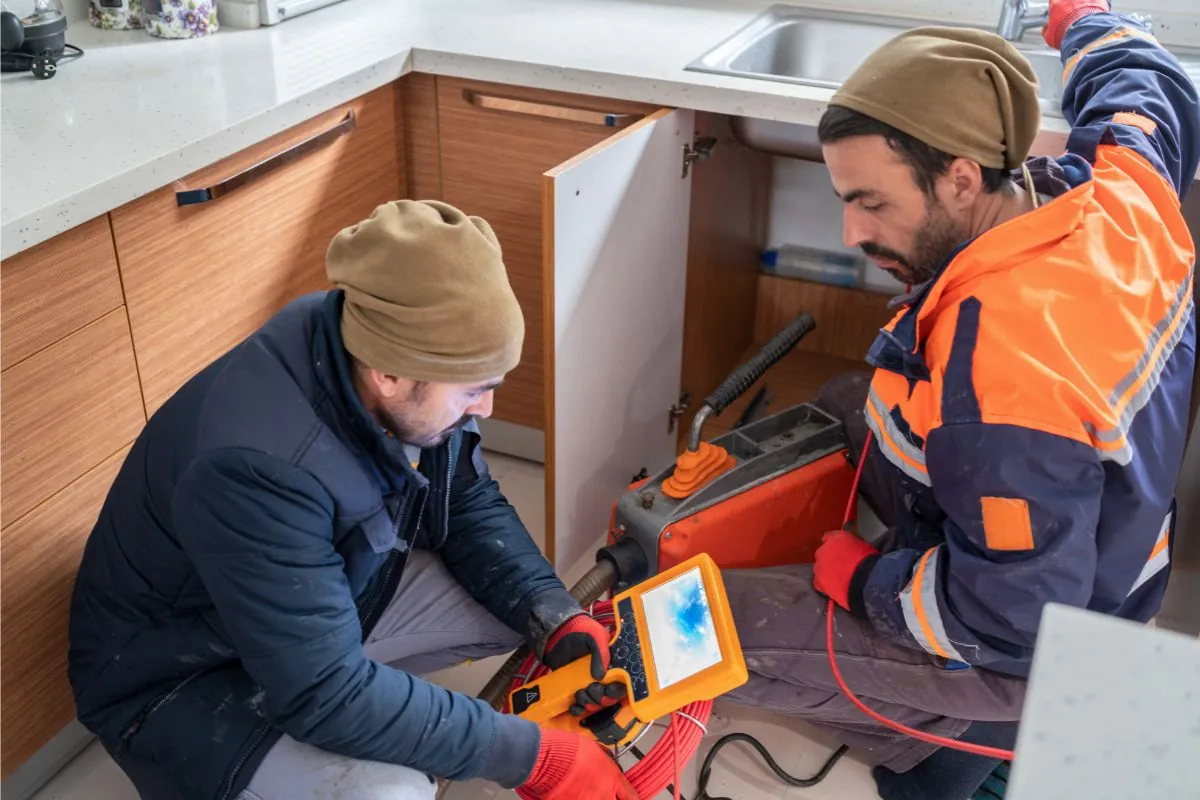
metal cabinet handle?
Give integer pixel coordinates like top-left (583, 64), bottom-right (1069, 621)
top-left (463, 90), bottom-right (642, 128)
top-left (176, 110), bottom-right (357, 206)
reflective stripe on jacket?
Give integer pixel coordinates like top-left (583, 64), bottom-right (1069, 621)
top-left (859, 12), bottom-right (1199, 677)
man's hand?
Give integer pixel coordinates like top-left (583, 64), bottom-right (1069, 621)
top-left (813, 530), bottom-right (879, 613)
top-left (569, 680), bottom-right (627, 717)
top-left (542, 614), bottom-right (611, 680)
top-left (519, 730), bottom-right (638, 800)
top-left (1043, 0), bottom-right (1110, 49)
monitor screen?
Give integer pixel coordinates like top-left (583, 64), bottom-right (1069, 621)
top-left (640, 565), bottom-right (723, 689)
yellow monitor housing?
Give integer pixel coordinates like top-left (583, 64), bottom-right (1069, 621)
top-left (510, 552), bottom-right (748, 731)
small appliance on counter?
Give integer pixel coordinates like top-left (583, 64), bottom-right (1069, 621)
top-left (0, 0), bottom-right (83, 79)
top-left (214, 0), bottom-right (347, 28)
top-left (257, 0), bottom-right (344, 25)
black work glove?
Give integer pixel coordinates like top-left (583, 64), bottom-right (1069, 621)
top-left (569, 681), bottom-right (628, 717)
top-left (542, 614), bottom-right (611, 680)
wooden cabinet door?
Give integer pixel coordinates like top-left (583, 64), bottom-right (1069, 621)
top-left (0, 447), bottom-right (128, 778)
top-left (543, 109), bottom-right (694, 570)
top-left (0, 215), bottom-right (124, 372)
top-left (1, 309), bottom-right (145, 528)
top-left (111, 84), bottom-right (403, 415)
top-left (437, 78), bottom-right (658, 434)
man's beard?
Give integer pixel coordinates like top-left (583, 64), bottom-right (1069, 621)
top-left (383, 410), bottom-right (473, 449)
top-left (861, 199), bottom-right (966, 287)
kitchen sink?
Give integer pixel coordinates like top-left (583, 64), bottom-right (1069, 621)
top-left (686, 4), bottom-right (1200, 122)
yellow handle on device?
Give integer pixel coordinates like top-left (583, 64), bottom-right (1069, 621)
top-left (510, 634), bottom-right (629, 723)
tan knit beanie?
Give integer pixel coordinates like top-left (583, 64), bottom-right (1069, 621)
top-left (325, 200), bottom-right (524, 384)
top-left (830, 26), bottom-right (1041, 170)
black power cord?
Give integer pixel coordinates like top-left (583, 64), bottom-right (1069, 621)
top-left (695, 734), bottom-right (850, 800)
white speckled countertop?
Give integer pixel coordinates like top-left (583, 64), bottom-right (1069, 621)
top-left (2, 0), bottom-right (1197, 259)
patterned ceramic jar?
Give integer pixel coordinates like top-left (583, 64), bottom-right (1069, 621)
top-left (89, 0), bottom-right (144, 29)
top-left (141, 0), bottom-right (218, 37)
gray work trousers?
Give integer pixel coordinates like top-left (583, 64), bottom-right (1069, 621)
top-left (722, 373), bottom-right (1027, 773)
top-left (237, 549), bottom-right (523, 800)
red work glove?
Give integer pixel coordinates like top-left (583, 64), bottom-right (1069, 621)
top-left (813, 530), bottom-right (879, 615)
top-left (519, 729), bottom-right (638, 800)
top-left (1043, 0), bottom-right (1109, 49)
top-left (542, 614), bottom-right (611, 680)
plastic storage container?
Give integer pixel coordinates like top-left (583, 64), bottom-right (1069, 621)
top-left (761, 244), bottom-right (864, 288)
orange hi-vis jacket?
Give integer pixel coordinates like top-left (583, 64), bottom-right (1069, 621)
top-left (853, 13), bottom-right (1198, 677)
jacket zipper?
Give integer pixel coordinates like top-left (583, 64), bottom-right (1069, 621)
top-left (117, 668), bottom-right (205, 751)
top-left (358, 502), bottom-right (407, 636)
top-left (442, 439), bottom-right (452, 545)
top-left (368, 499), bottom-right (424, 637)
top-left (220, 722), bottom-right (272, 800)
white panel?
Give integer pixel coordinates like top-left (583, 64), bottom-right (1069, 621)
top-left (1008, 604), bottom-right (1200, 800)
top-left (767, 155), bottom-right (906, 297)
top-left (476, 418), bottom-right (545, 464)
top-left (546, 109), bottom-right (693, 570)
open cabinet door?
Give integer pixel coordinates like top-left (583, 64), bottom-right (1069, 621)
top-left (542, 108), bottom-right (695, 570)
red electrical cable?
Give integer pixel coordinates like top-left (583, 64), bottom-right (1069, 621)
top-left (826, 429), bottom-right (1017, 762)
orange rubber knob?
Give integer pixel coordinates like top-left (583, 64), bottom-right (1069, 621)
top-left (661, 442), bottom-right (735, 499)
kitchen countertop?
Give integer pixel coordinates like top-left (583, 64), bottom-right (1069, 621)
top-left (0, 0), bottom-right (1193, 260)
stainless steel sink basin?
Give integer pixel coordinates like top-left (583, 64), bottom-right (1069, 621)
top-left (697, 8), bottom-right (929, 90)
top-left (686, 4), bottom-right (1199, 122)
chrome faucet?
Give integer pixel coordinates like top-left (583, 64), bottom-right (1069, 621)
top-left (997, 0), bottom-right (1050, 42)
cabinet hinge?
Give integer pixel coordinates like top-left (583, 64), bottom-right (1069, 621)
top-left (682, 137), bottom-right (717, 178)
top-left (668, 391), bottom-right (692, 434)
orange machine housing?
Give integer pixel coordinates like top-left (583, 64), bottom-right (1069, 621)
top-left (603, 403), bottom-right (857, 585)
top-left (656, 451), bottom-right (856, 571)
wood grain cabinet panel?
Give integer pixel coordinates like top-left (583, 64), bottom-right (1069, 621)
top-left (0, 215), bottom-right (124, 372)
top-left (111, 84), bottom-right (403, 415)
top-left (1, 308), bottom-right (144, 528)
top-left (676, 112), bottom-right (772, 448)
top-left (755, 274), bottom-right (894, 362)
top-left (437, 77), bottom-right (658, 430)
top-left (0, 447), bottom-right (128, 778)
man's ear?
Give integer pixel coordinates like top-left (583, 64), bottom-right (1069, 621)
top-left (945, 158), bottom-right (984, 209)
top-left (369, 368), bottom-right (405, 400)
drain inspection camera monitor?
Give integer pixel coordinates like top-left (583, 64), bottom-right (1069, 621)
top-left (511, 552), bottom-right (748, 726)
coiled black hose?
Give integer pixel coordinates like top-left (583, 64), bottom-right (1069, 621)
top-left (696, 735), bottom-right (848, 799)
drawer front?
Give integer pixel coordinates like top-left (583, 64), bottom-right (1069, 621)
top-left (437, 77), bottom-right (657, 431)
top-left (112, 84), bottom-right (402, 415)
top-left (0, 446), bottom-right (128, 779)
top-left (1, 308), bottom-right (145, 527)
top-left (1, 215), bottom-right (124, 371)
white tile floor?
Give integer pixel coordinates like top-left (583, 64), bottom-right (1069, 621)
top-left (29, 451), bottom-right (873, 800)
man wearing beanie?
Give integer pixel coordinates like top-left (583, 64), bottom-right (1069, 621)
top-left (68, 200), bottom-right (634, 799)
top-left (722, 2), bottom-right (1198, 799)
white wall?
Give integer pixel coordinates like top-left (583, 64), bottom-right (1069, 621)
top-left (766, 156), bottom-right (908, 295)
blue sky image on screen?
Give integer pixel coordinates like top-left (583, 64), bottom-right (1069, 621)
top-left (641, 566), bottom-right (722, 689)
